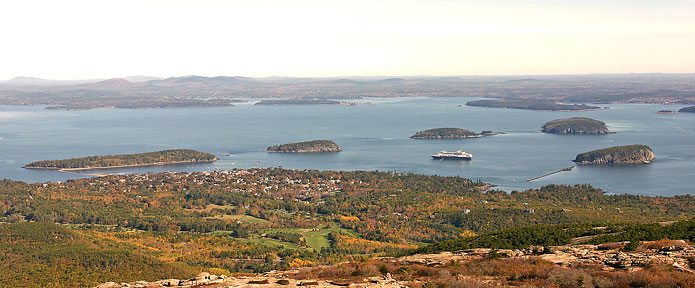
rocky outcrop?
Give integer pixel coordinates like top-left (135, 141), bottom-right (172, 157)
top-left (542, 117), bottom-right (611, 134)
top-left (94, 273), bottom-right (405, 288)
top-left (94, 241), bottom-right (695, 288)
top-left (401, 241), bottom-right (695, 273)
top-left (574, 145), bottom-right (655, 165)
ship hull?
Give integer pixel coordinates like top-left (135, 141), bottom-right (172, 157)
top-left (431, 155), bottom-right (472, 160)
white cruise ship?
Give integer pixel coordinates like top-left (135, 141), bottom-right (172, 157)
top-left (431, 150), bottom-right (473, 160)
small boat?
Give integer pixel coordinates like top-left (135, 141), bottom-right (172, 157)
top-left (431, 150), bottom-right (473, 160)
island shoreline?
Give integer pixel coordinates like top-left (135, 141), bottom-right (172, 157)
top-left (22, 158), bottom-right (218, 172)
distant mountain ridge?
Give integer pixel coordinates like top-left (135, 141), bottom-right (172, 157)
top-left (2, 74), bottom-right (695, 109)
top-left (0, 75), bottom-right (161, 87)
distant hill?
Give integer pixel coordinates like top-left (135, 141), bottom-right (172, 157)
top-left (148, 75), bottom-right (262, 87)
top-left (123, 75), bottom-right (162, 82)
top-left (77, 78), bottom-right (140, 90)
top-left (0, 76), bottom-right (103, 86)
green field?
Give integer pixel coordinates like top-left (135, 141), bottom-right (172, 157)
top-left (207, 214), bottom-right (270, 224)
top-left (245, 237), bottom-right (304, 250)
top-left (303, 224), bottom-right (358, 251)
top-left (260, 223), bottom-right (359, 251)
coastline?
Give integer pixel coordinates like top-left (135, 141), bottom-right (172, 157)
top-left (23, 158), bottom-right (218, 172)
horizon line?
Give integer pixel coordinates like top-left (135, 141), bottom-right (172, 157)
top-left (4, 72), bottom-right (695, 82)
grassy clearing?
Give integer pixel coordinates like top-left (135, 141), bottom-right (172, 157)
top-left (303, 224), bottom-right (358, 251)
top-left (259, 223), bottom-right (360, 251)
top-left (207, 214), bottom-right (270, 224)
top-left (245, 237), bottom-right (304, 250)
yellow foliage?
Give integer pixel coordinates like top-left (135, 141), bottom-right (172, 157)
top-left (339, 215), bottom-right (360, 222)
top-left (289, 258), bottom-right (315, 268)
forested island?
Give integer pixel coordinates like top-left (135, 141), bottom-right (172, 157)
top-left (466, 99), bottom-right (601, 111)
top-left (23, 149), bottom-right (217, 170)
top-left (574, 144), bottom-right (655, 165)
top-left (541, 117), bottom-right (611, 134)
top-left (678, 106), bottom-right (695, 113)
top-left (255, 99), bottom-right (344, 105)
top-left (267, 140), bottom-right (342, 153)
top-left (410, 128), bottom-right (483, 139)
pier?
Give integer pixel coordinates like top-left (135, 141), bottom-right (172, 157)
top-left (527, 166), bottom-right (575, 182)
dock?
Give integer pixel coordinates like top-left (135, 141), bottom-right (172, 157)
top-left (527, 166), bottom-right (575, 182)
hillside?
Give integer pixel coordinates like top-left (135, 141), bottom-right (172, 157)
top-left (574, 145), bottom-right (655, 165)
top-left (23, 149), bottom-right (217, 170)
top-left (0, 222), bottom-right (198, 288)
top-left (1, 169), bottom-right (695, 286)
top-left (410, 128), bottom-right (482, 139)
top-left (542, 117), bottom-right (611, 134)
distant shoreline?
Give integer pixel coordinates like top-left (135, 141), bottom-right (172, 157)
top-left (23, 158), bottom-right (218, 172)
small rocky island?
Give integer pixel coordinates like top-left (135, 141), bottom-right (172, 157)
top-left (542, 117), bottom-right (611, 134)
top-left (678, 106), bottom-right (695, 113)
top-left (574, 145), bottom-right (655, 165)
top-left (657, 110), bottom-right (677, 114)
top-left (23, 149), bottom-right (217, 170)
top-left (267, 140), bottom-right (342, 153)
top-left (411, 128), bottom-right (483, 139)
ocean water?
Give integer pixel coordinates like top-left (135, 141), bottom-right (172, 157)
top-left (0, 98), bottom-right (693, 196)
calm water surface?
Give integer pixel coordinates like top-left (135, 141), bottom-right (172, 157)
top-left (1, 98), bottom-right (693, 196)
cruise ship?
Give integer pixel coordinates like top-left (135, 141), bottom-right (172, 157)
top-left (431, 150), bottom-right (473, 160)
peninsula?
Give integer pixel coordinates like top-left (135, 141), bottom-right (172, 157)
top-left (256, 99), bottom-right (350, 105)
top-left (678, 106), bottom-right (695, 113)
top-left (23, 149), bottom-right (217, 171)
top-left (267, 140), bottom-right (341, 153)
top-left (466, 99), bottom-right (601, 111)
top-left (542, 117), bottom-right (611, 134)
top-left (410, 128), bottom-right (483, 139)
top-left (574, 145), bottom-right (655, 165)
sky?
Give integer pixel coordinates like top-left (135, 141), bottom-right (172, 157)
top-left (1, 0), bottom-right (694, 79)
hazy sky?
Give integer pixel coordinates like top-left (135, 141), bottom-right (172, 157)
top-left (1, 0), bottom-right (694, 79)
